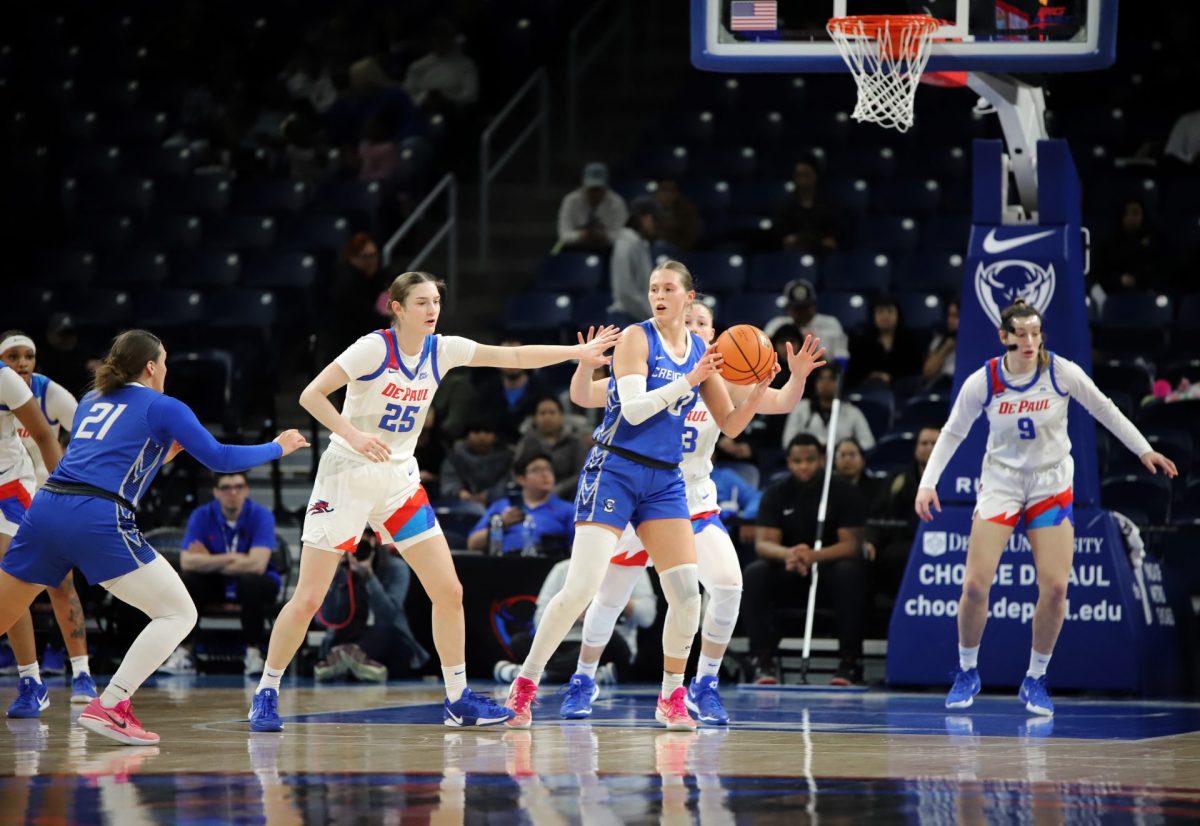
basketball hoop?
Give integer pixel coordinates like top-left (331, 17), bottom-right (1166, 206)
top-left (826, 15), bottom-right (944, 133)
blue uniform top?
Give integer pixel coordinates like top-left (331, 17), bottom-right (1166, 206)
top-left (50, 383), bottom-right (283, 508)
top-left (592, 320), bottom-right (705, 465)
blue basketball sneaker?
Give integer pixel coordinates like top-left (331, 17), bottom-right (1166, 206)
top-left (559, 673), bottom-right (599, 719)
top-left (249, 688), bottom-right (283, 732)
top-left (1019, 675), bottom-right (1054, 716)
top-left (70, 673), bottom-right (98, 704)
top-left (444, 688), bottom-right (515, 727)
top-left (7, 678), bottom-right (49, 719)
top-left (945, 668), bottom-right (981, 709)
top-left (685, 675), bottom-right (729, 725)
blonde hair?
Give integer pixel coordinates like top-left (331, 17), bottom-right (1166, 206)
top-left (93, 330), bottom-right (163, 395)
top-left (1000, 300), bottom-right (1049, 369)
top-left (652, 260), bottom-right (694, 291)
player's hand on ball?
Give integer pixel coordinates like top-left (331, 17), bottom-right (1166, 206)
top-left (686, 345), bottom-right (723, 386)
top-left (576, 326), bottom-right (618, 368)
top-left (1141, 450), bottom-right (1178, 478)
top-left (788, 335), bottom-right (827, 380)
top-left (346, 429), bottom-right (390, 463)
top-left (750, 352), bottom-right (780, 395)
top-left (915, 487), bottom-right (941, 522)
top-left (273, 429), bottom-right (311, 457)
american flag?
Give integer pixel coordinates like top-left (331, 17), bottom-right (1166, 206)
top-left (730, 1), bottom-right (777, 31)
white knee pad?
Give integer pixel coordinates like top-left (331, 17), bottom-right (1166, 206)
top-left (701, 583), bottom-right (743, 646)
top-left (556, 525), bottom-right (620, 610)
top-left (582, 563), bottom-right (643, 649)
top-left (659, 563), bottom-right (701, 660)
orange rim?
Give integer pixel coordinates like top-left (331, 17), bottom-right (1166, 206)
top-left (828, 14), bottom-right (944, 60)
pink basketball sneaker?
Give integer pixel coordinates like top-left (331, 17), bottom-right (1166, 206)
top-left (78, 699), bottom-right (161, 745)
top-left (655, 686), bottom-right (698, 731)
top-left (504, 676), bottom-right (538, 729)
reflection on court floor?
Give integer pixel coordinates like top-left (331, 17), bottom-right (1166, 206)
top-left (1, 678), bottom-right (1198, 824)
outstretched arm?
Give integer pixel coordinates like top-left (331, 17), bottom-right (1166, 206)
top-left (150, 396), bottom-right (306, 471)
top-left (468, 326), bottom-right (620, 371)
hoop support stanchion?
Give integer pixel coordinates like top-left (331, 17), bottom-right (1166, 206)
top-left (799, 397), bottom-right (841, 683)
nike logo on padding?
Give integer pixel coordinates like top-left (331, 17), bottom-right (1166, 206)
top-left (103, 712), bottom-right (128, 729)
top-left (981, 228), bottom-right (1056, 254)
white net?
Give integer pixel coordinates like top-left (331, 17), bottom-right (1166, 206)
top-left (826, 15), bottom-right (941, 133)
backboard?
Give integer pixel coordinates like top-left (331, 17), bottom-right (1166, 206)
top-left (691, 0), bottom-right (1118, 73)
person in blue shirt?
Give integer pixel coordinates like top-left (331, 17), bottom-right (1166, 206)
top-left (466, 452), bottom-right (576, 555)
top-left (0, 329), bottom-right (308, 745)
top-left (710, 464), bottom-right (762, 523)
top-left (157, 472), bottom-right (280, 678)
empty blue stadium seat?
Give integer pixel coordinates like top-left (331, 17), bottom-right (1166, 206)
top-left (900, 252), bottom-right (963, 294)
top-left (676, 251), bottom-right (747, 295)
top-left (872, 178), bottom-right (942, 215)
top-left (825, 178), bottom-right (871, 214)
top-left (71, 214), bottom-right (136, 252)
top-left (895, 292), bottom-right (945, 332)
top-left (504, 292), bottom-right (573, 337)
top-left (64, 176), bottom-right (155, 214)
top-left (62, 144), bottom-right (121, 177)
top-left (242, 253), bottom-right (318, 290)
top-left (128, 146), bottom-right (195, 180)
top-left (66, 289), bottom-right (134, 332)
top-left (571, 292), bottom-right (619, 329)
top-left (235, 180), bottom-right (310, 214)
top-left (1101, 474), bottom-right (1172, 524)
top-left (690, 146), bottom-right (758, 179)
top-left (846, 393), bottom-right (893, 439)
top-left (167, 350), bottom-right (237, 433)
top-left (203, 214), bottom-right (277, 252)
top-left (611, 179), bottom-right (658, 205)
top-left (159, 175), bottom-right (232, 215)
top-left (35, 251), bottom-right (96, 287)
top-left (313, 180), bottom-right (382, 218)
top-left (207, 289), bottom-right (278, 333)
top-left (535, 253), bottom-right (605, 294)
top-left (748, 252), bottom-right (819, 292)
top-left (683, 179), bottom-right (733, 216)
top-left (856, 215), bottom-right (920, 254)
top-left (1092, 358), bottom-right (1154, 399)
top-left (172, 251), bottom-right (241, 289)
top-left (0, 288), bottom-right (57, 331)
top-left (135, 289), bottom-right (206, 331)
top-left (818, 291), bottom-right (869, 333)
top-left (720, 293), bottom-right (784, 330)
top-left (921, 215), bottom-right (971, 252)
top-left (140, 214), bottom-right (202, 251)
top-left (822, 252), bottom-right (891, 294)
top-left (895, 394), bottom-right (949, 430)
top-left (97, 250), bottom-right (169, 289)
top-left (1176, 294), bottom-right (1200, 354)
top-left (869, 431), bottom-right (916, 475)
top-left (732, 179), bottom-right (794, 217)
top-left (277, 215), bottom-right (351, 253)
top-left (1138, 400), bottom-right (1200, 443)
top-left (1098, 292), bottom-right (1173, 355)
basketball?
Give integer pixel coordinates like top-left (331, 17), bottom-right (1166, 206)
top-left (714, 325), bottom-right (774, 385)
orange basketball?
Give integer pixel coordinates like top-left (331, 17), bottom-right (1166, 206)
top-left (714, 324), bottom-right (774, 385)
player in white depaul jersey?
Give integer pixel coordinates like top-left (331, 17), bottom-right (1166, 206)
top-left (559, 302), bottom-right (826, 724)
top-left (0, 331), bottom-right (97, 711)
top-left (249, 271), bottom-right (619, 731)
top-left (915, 300), bottom-right (1177, 716)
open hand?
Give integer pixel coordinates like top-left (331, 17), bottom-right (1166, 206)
top-left (575, 325), bottom-right (619, 369)
top-left (786, 334), bottom-right (827, 381)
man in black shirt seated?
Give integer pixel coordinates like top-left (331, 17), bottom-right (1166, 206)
top-left (744, 434), bottom-right (868, 685)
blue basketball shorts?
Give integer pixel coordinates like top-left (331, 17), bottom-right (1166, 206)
top-left (1, 491), bottom-right (157, 587)
top-left (574, 449), bottom-right (689, 531)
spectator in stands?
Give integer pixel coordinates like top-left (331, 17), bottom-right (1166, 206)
top-left (745, 434), bottom-right (868, 685)
top-left (834, 438), bottom-right (887, 515)
top-left (283, 48), bottom-right (337, 114)
top-left (776, 160), bottom-right (839, 253)
top-left (325, 58), bottom-right (422, 149)
top-left (162, 472), bottom-right (280, 676)
top-left (357, 113), bottom-right (399, 182)
top-left (323, 233), bottom-right (390, 362)
top-left (874, 426), bottom-right (941, 599)
top-left (1164, 107), bottom-right (1200, 167)
top-left (474, 337), bottom-right (553, 442)
top-left (654, 179), bottom-right (702, 251)
top-left (609, 196), bottom-right (660, 320)
top-left (37, 314), bottom-right (94, 400)
top-left (467, 452), bottom-right (576, 556)
top-left (281, 109), bottom-right (331, 183)
top-left (763, 279), bottom-right (850, 362)
top-left (781, 363), bottom-right (875, 450)
top-left (515, 397), bottom-right (589, 501)
top-left (1098, 200), bottom-right (1167, 294)
top-left (439, 417), bottom-right (515, 506)
top-left (846, 296), bottom-right (924, 391)
top-left (314, 531), bottom-right (430, 682)
top-left (403, 18), bottom-right (480, 113)
top-left (431, 368), bottom-right (476, 444)
top-left (493, 557), bottom-right (657, 684)
top-left (414, 406), bottom-right (447, 498)
top-left (922, 298), bottom-right (959, 391)
top-left (557, 162), bottom-right (629, 251)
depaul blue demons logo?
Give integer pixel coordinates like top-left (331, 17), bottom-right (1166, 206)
top-left (973, 260), bottom-right (1056, 328)
top-left (307, 499), bottom-right (335, 515)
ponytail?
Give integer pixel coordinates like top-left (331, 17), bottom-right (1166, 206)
top-left (93, 329), bottom-right (163, 395)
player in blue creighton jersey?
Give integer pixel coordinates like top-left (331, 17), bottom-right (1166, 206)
top-left (0, 331), bottom-right (97, 712)
top-left (504, 261), bottom-right (775, 730)
top-left (248, 271), bottom-right (619, 732)
top-left (916, 301), bottom-right (1177, 716)
top-left (0, 330), bottom-right (309, 745)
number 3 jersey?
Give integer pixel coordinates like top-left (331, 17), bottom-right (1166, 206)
top-left (680, 398), bottom-right (721, 514)
top-left (331, 330), bottom-right (476, 464)
top-left (920, 352), bottom-right (1152, 488)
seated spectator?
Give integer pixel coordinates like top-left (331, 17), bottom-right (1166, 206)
top-left (922, 299), bottom-right (958, 391)
top-left (474, 337), bottom-right (553, 442)
top-left (874, 426), bottom-right (941, 599)
top-left (322, 233), bottom-right (390, 363)
top-left (557, 162), bottom-right (629, 251)
top-left (609, 196), bottom-right (660, 320)
top-left (763, 279), bottom-right (850, 362)
top-left (439, 418), bottom-right (515, 506)
top-left (834, 438), bottom-right (887, 513)
top-left (314, 531), bottom-right (430, 682)
top-left (493, 557), bottom-right (657, 684)
top-left (776, 160), bottom-right (839, 253)
top-left (283, 47), bottom-right (337, 114)
top-left (846, 296), bottom-right (924, 392)
top-left (781, 363), bottom-right (875, 451)
top-left (654, 179), bottom-right (702, 250)
top-left (403, 18), bottom-right (479, 113)
top-left (357, 113), bottom-right (399, 182)
top-left (1097, 200), bottom-right (1167, 294)
top-left (745, 434), bottom-right (868, 685)
top-left (467, 452), bottom-right (576, 556)
top-left (515, 396), bottom-right (589, 500)
top-left (325, 57), bottom-right (423, 149)
top-left (163, 472), bottom-right (280, 676)
top-left (1164, 107), bottom-right (1200, 167)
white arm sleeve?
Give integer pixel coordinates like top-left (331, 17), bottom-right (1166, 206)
top-left (436, 335), bottom-right (478, 373)
top-left (333, 333), bottom-right (388, 380)
top-left (0, 369), bottom-right (33, 409)
top-left (1055, 357), bottom-right (1153, 458)
top-left (45, 380), bottom-right (78, 432)
top-left (919, 367), bottom-right (988, 489)
top-left (616, 374), bottom-right (693, 426)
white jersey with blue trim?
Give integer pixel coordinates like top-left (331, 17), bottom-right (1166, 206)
top-left (331, 330), bottom-right (476, 465)
top-left (18, 374), bottom-right (78, 486)
top-left (0, 366), bottom-right (35, 481)
top-left (920, 352), bottom-right (1153, 487)
top-left (680, 398), bottom-right (721, 515)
